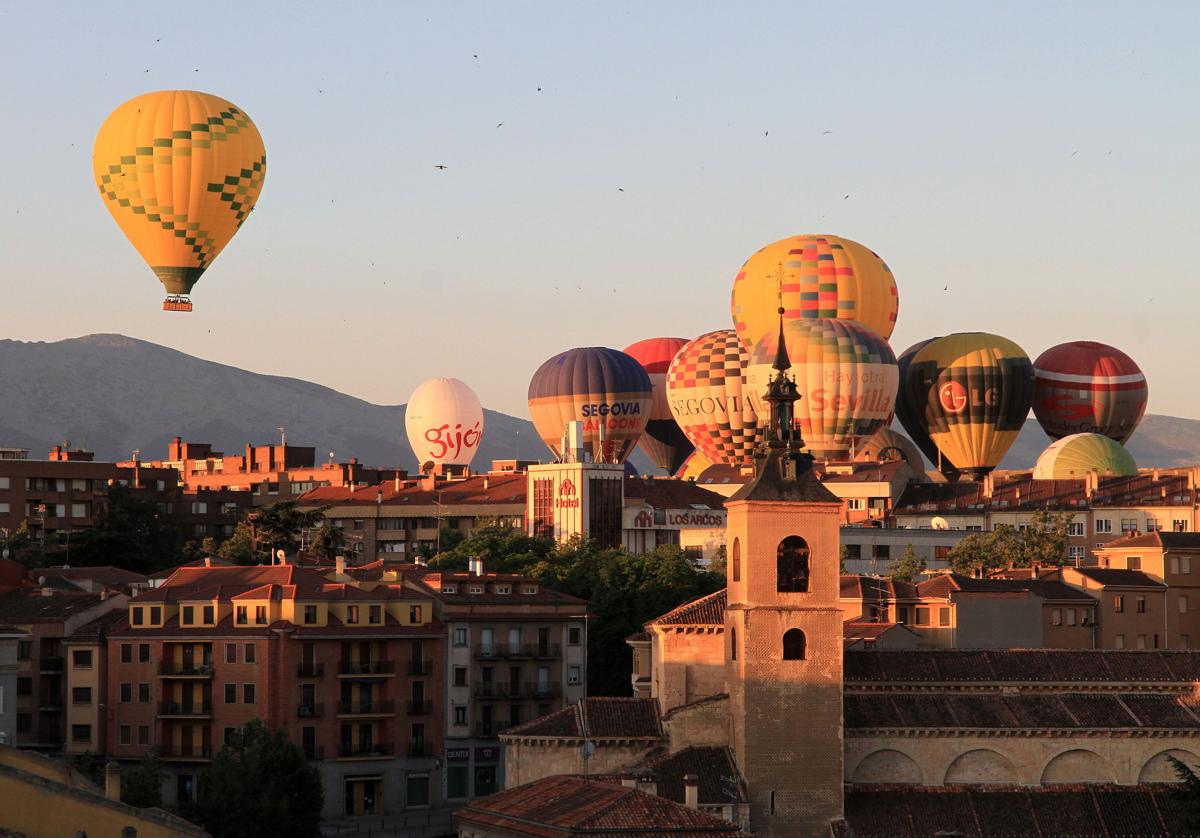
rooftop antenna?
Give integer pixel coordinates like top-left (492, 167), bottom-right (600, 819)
top-left (277, 426), bottom-right (287, 447)
top-left (328, 451), bottom-right (335, 464)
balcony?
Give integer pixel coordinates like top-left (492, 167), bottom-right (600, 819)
top-left (473, 645), bottom-right (500, 660)
top-left (304, 745), bottom-right (325, 761)
top-left (477, 644), bottom-right (562, 660)
top-left (297, 662), bottom-right (325, 678)
top-left (407, 699), bottom-right (433, 715)
top-left (336, 699), bottom-right (395, 717)
top-left (336, 741), bottom-right (393, 759)
top-left (474, 682), bottom-right (508, 699)
top-left (474, 682), bottom-right (560, 699)
top-left (475, 722), bottom-right (511, 738)
top-left (406, 659), bottom-right (432, 676)
top-left (38, 692), bottom-right (63, 711)
top-left (337, 660), bottom-right (395, 678)
top-left (39, 656), bottom-right (64, 673)
top-left (408, 741), bottom-right (429, 757)
top-left (297, 703), bottom-right (324, 719)
top-left (526, 682), bottom-right (561, 699)
top-left (159, 744), bottom-right (213, 761)
top-left (158, 701), bottom-right (213, 718)
top-left (159, 662), bottom-right (214, 678)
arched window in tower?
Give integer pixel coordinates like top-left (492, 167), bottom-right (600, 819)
top-left (776, 536), bottom-right (810, 592)
top-left (732, 538), bottom-right (741, 582)
top-left (782, 628), bottom-right (806, 660)
top-left (730, 626), bottom-right (737, 660)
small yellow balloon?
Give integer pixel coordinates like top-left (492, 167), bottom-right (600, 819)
top-left (93, 90), bottom-right (266, 311)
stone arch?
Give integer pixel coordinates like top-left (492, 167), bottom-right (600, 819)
top-left (943, 748), bottom-right (1019, 785)
top-left (782, 628), bottom-right (806, 660)
top-left (852, 749), bottom-right (923, 785)
top-left (1040, 749), bottom-right (1114, 784)
top-left (732, 537), bottom-right (741, 582)
top-left (777, 535), bottom-right (809, 592)
top-left (1139, 749), bottom-right (1200, 783)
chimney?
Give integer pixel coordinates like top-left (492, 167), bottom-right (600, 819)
top-left (1085, 470), bottom-right (1098, 499)
top-left (468, 556), bottom-right (483, 577)
top-left (683, 774), bottom-right (699, 810)
top-left (483, 476), bottom-right (490, 490)
top-left (981, 473), bottom-right (994, 500)
top-left (635, 774), bottom-right (657, 797)
top-left (621, 777), bottom-right (637, 789)
top-left (104, 761), bottom-right (121, 801)
top-left (335, 555), bottom-right (346, 576)
top-left (395, 476), bottom-right (402, 492)
top-left (204, 556), bottom-right (212, 568)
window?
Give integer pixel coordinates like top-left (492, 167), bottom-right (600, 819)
top-left (1128, 557), bottom-right (1142, 570)
top-left (454, 706), bottom-right (467, 726)
top-left (938, 608), bottom-right (951, 627)
top-left (406, 774), bottom-right (430, 808)
top-left (1137, 597), bottom-right (1147, 614)
top-left (409, 606), bottom-right (422, 623)
top-left (1183, 635), bottom-right (1191, 649)
top-left (1147, 519), bottom-right (1162, 532)
top-left (495, 585), bottom-right (510, 595)
top-left (874, 544), bottom-right (891, 560)
top-left (72, 687), bottom-right (92, 704)
top-left (441, 585), bottom-right (457, 594)
top-left (776, 536), bottom-right (810, 593)
top-left (236, 606), bottom-right (247, 625)
top-left (568, 626), bottom-right (582, 646)
top-left (243, 684), bottom-right (255, 704)
top-left (224, 727), bottom-right (237, 746)
top-left (732, 538), bottom-right (741, 582)
top-left (71, 724), bottom-right (91, 743)
top-left (225, 643), bottom-right (237, 664)
top-left (138, 683), bottom-right (150, 703)
top-left (898, 606), bottom-right (910, 625)
top-left (304, 605), bottom-right (317, 624)
top-left (149, 607), bottom-right (161, 624)
top-left (139, 643), bottom-right (150, 663)
top-left (1114, 595), bottom-right (1125, 613)
top-left (120, 682), bottom-right (132, 702)
top-left (0, 477), bottom-right (7, 489)
top-left (1069, 522), bottom-right (1085, 537)
top-left (1115, 634), bottom-right (1125, 649)
top-left (1176, 520), bottom-right (1190, 532)
top-left (846, 498), bottom-right (866, 511)
top-left (182, 606), bottom-right (195, 624)
top-left (254, 606), bottom-right (266, 625)
top-left (1068, 546), bottom-right (1086, 562)
top-left (121, 643), bottom-right (132, 663)
top-left (567, 665), bottom-right (581, 685)
top-left (1096, 519), bottom-right (1112, 534)
top-left (916, 608), bottom-right (930, 626)
top-left (1137, 635), bottom-right (1147, 650)
top-left (72, 649), bottom-right (92, 668)
top-left (131, 608), bottom-right (144, 626)
top-left (846, 543), bottom-right (862, 560)
top-left (119, 725), bottom-right (132, 745)
top-left (523, 585), bottom-right (537, 595)
top-left (16, 677), bottom-right (31, 696)
top-left (346, 606), bottom-right (359, 625)
top-left (224, 684), bottom-right (237, 704)
top-left (1182, 596), bottom-right (1190, 614)
top-left (1171, 557), bottom-right (1180, 574)
top-left (244, 643), bottom-right (256, 664)
top-left (453, 628), bottom-right (468, 647)
top-left (71, 503), bottom-right (87, 519)
top-left (1066, 609), bottom-right (1077, 626)
top-left (448, 765), bottom-right (469, 799)
top-left (1081, 609), bottom-right (1092, 626)
top-left (469, 586), bottom-right (484, 595)
top-left (1052, 608), bottom-right (1062, 626)
top-left (1121, 518), bottom-right (1138, 533)
top-left (138, 725), bottom-right (149, 745)
top-left (731, 626), bottom-right (737, 661)
top-left (453, 666), bottom-right (467, 687)
top-left (369, 605), bottom-right (382, 624)
top-left (1184, 557), bottom-right (1194, 574)
top-left (782, 628), bottom-right (806, 660)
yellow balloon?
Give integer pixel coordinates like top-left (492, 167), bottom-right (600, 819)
top-left (730, 234), bottom-right (898, 351)
top-left (93, 90), bottom-right (266, 311)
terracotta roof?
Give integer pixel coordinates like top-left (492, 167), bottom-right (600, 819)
top-left (1100, 531), bottom-right (1200, 551)
top-left (844, 621), bottom-right (916, 644)
top-left (845, 650), bottom-right (1200, 684)
top-left (64, 609), bottom-right (127, 642)
top-left (625, 631), bottom-right (650, 643)
top-left (622, 477), bottom-right (726, 510)
top-left (0, 590), bottom-right (106, 623)
top-left (648, 589), bottom-right (726, 627)
top-left (503, 698), bottom-right (664, 740)
top-left (299, 473), bottom-right (527, 507)
top-left (844, 785), bottom-right (1197, 837)
top-left (818, 460), bottom-right (910, 484)
top-left (147, 558), bottom-right (234, 581)
top-left (1070, 567), bottom-right (1167, 588)
top-left (455, 775), bottom-right (740, 835)
top-left (728, 450), bottom-right (841, 504)
top-left (840, 575), bottom-right (920, 600)
top-left (917, 573), bottom-right (1097, 601)
top-left (37, 566), bottom-right (148, 586)
top-left (633, 747), bottom-right (744, 806)
top-left (896, 473), bottom-right (1199, 515)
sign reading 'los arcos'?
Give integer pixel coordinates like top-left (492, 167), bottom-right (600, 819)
top-left (405, 378), bottom-right (485, 469)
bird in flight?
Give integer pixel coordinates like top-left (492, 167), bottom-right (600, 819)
top-left (617, 188), bottom-right (624, 192)
top-left (496, 122), bottom-right (504, 128)
top-left (434, 165), bottom-right (448, 170)
top-left (822, 130), bottom-right (832, 134)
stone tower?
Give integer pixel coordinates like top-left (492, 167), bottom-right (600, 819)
top-left (724, 313), bottom-right (844, 836)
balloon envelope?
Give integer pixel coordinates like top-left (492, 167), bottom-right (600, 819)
top-left (896, 338), bottom-right (959, 481)
top-left (897, 333), bottom-right (1034, 480)
top-left (405, 378), bottom-right (484, 469)
top-left (623, 337), bottom-right (695, 473)
top-left (731, 234), bottom-right (899, 352)
top-left (1033, 433), bottom-right (1137, 480)
top-left (854, 428), bottom-right (927, 480)
top-left (527, 347), bottom-right (652, 463)
top-left (93, 90), bottom-right (267, 308)
top-left (666, 329), bottom-right (764, 465)
top-left (744, 318), bottom-right (897, 460)
top-left (1033, 341), bottom-right (1148, 444)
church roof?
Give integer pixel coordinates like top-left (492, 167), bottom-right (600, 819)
top-left (632, 746), bottom-right (744, 807)
top-left (502, 697), bottom-right (664, 740)
top-left (726, 449), bottom-right (841, 504)
top-left (649, 589), bottom-right (726, 627)
top-left (846, 650), bottom-right (1200, 684)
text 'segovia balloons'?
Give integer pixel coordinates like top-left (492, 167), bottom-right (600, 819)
top-left (744, 318), bottom-right (897, 461)
top-left (405, 378), bottom-right (484, 471)
top-left (527, 347), bottom-right (652, 464)
top-left (731, 234), bottom-right (899, 352)
top-left (1033, 341), bottom-right (1148, 444)
top-left (666, 329), bottom-right (764, 466)
top-left (897, 333), bottom-right (1034, 480)
top-left (93, 90), bottom-right (267, 312)
top-left (623, 337), bottom-right (695, 474)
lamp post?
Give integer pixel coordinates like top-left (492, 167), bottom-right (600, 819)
top-left (435, 490), bottom-right (446, 554)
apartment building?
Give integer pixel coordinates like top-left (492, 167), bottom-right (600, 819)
top-left (63, 609), bottom-right (124, 755)
top-left (106, 563), bottom-right (445, 816)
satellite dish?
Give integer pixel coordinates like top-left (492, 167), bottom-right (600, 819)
top-left (275, 549), bottom-right (286, 563)
top-left (931, 516), bottom-right (949, 531)
top-left (421, 461), bottom-right (435, 475)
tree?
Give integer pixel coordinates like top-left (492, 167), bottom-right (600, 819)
top-left (246, 502), bottom-right (326, 561)
top-left (1168, 754), bottom-right (1200, 831)
top-left (69, 484), bottom-right (184, 574)
top-left (311, 523), bottom-right (344, 562)
top-left (122, 750), bottom-right (164, 809)
top-left (948, 525), bottom-right (1023, 576)
top-left (71, 750), bottom-right (106, 786)
top-left (1023, 510), bottom-right (1073, 567)
top-left (218, 522), bottom-right (256, 565)
top-left (190, 720), bottom-right (323, 838)
top-left (839, 544), bottom-right (850, 574)
top-left (887, 544), bottom-right (926, 582)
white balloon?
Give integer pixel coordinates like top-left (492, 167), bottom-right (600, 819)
top-left (405, 378), bottom-right (485, 468)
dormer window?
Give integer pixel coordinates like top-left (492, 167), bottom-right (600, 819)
top-left (303, 604), bottom-right (317, 624)
top-left (346, 605), bottom-right (359, 624)
top-left (183, 606), bottom-right (195, 624)
top-left (149, 606), bottom-right (162, 624)
top-left (522, 585), bottom-right (537, 595)
top-left (203, 605), bottom-right (215, 625)
top-left (254, 606), bottom-right (267, 625)
top-left (441, 585), bottom-right (457, 594)
top-left (495, 585), bottom-right (510, 595)
top-left (236, 605), bottom-right (248, 625)
top-left (131, 607), bottom-right (144, 626)
top-left (469, 586), bottom-right (484, 595)
top-left (369, 605), bottom-right (382, 624)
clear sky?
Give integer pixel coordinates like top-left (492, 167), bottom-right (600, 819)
top-left (1, 2), bottom-right (1197, 419)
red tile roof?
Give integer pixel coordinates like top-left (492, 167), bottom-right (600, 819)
top-left (633, 747), bottom-right (744, 806)
top-left (0, 590), bottom-right (108, 623)
top-left (503, 698), bottom-right (664, 740)
top-left (917, 573), bottom-right (1097, 601)
top-left (455, 775), bottom-right (740, 836)
top-left (896, 473), bottom-right (1200, 516)
top-left (1071, 567), bottom-right (1167, 587)
top-left (299, 473), bottom-right (527, 507)
top-left (622, 477), bottom-right (726, 510)
top-left (840, 575), bottom-right (919, 600)
top-left (37, 566), bottom-right (148, 586)
top-left (1100, 531), bottom-right (1200, 551)
top-left (648, 589), bottom-right (726, 627)
top-left (845, 650), bottom-right (1200, 684)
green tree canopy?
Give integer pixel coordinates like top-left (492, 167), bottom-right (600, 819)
top-left (68, 484), bottom-right (184, 574)
top-left (948, 514), bottom-right (1074, 576)
top-left (887, 544), bottom-right (927, 582)
top-left (246, 502), bottom-right (326, 561)
top-left (122, 750), bottom-right (165, 809)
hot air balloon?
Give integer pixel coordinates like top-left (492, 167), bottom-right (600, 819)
top-left (730, 234), bottom-right (898, 353)
top-left (527, 348), bottom-right (652, 463)
top-left (895, 338), bottom-right (959, 481)
top-left (744, 318), bottom-right (897, 461)
top-left (1033, 341), bottom-right (1148, 443)
top-left (674, 449), bottom-right (713, 481)
top-left (1032, 433), bottom-right (1137, 480)
top-left (93, 90), bottom-right (267, 312)
top-left (405, 378), bottom-right (484, 470)
top-left (896, 333), bottom-right (1034, 480)
top-left (854, 428), bottom-right (927, 480)
top-left (623, 337), bottom-right (695, 473)
top-left (666, 330), bottom-right (764, 465)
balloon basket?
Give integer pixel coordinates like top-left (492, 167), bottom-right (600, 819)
top-left (163, 296), bottom-right (193, 313)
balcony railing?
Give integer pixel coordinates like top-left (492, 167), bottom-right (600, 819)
top-left (408, 741), bottom-right (429, 757)
top-left (39, 656), bottom-right (64, 673)
top-left (474, 682), bottom-right (561, 699)
top-left (406, 659), bottom-right (433, 675)
top-left (475, 644), bottom-right (561, 660)
top-left (337, 660), bottom-right (395, 677)
top-left (38, 692), bottom-right (63, 710)
top-left (336, 699), bottom-right (395, 716)
top-left (297, 662), bottom-right (325, 678)
top-left (158, 662), bottom-right (214, 678)
top-left (304, 746), bottom-right (325, 761)
top-left (159, 744), bottom-right (213, 761)
top-left (158, 701), bottom-right (213, 717)
top-left (475, 722), bottom-right (511, 738)
top-left (407, 699), bottom-right (432, 715)
top-left (297, 703), bottom-right (324, 719)
top-left (337, 742), bottom-right (393, 758)
top-left (474, 645), bottom-right (500, 660)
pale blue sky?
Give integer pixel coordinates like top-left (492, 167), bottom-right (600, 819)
top-left (1, 2), bottom-right (1196, 419)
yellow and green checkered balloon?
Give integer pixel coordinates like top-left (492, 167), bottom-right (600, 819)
top-left (93, 90), bottom-right (266, 310)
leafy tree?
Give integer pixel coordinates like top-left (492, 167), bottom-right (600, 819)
top-left (122, 750), bottom-right (164, 808)
top-left (311, 523), bottom-right (345, 562)
top-left (887, 544), bottom-right (926, 582)
top-left (435, 525), bottom-right (464, 555)
top-left (246, 502), bottom-right (326, 561)
top-left (2, 521), bottom-right (41, 569)
top-left (1022, 510), bottom-right (1073, 567)
top-left (839, 544), bottom-right (850, 573)
top-left (948, 531), bottom-right (1003, 576)
top-left (709, 545), bottom-right (727, 576)
top-left (218, 522), bottom-right (256, 565)
top-left (69, 484), bottom-right (183, 574)
top-left (71, 750), bottom-right (106, 786)
top-left (1168, 754), bottom-right (1200, 831)
top-left (190, 720), bottom-right (323, 838)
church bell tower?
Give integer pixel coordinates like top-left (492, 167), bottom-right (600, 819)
top-left (724, 310), bottom-right (844, 836)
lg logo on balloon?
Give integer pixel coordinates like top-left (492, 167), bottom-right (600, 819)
top-left (938, 382), bottom-right (968, 413)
